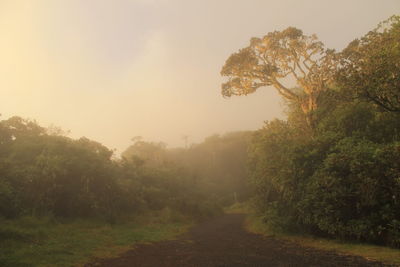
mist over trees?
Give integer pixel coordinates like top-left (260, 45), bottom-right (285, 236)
top-left (222, 15), bottom-right (400, 247)
top-left (0, 116), bottom-right (252, 223)
top-left (164, 132), bottom-right (253, 205)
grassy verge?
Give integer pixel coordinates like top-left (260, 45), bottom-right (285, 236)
top-left (0, 210), bottom-right (191, 267)
top-left (245, 214), bottom-right (400, 266)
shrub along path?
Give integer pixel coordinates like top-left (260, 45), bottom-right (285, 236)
top-left (85, 214), bottom-right (392, 267)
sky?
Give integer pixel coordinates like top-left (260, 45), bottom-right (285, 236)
top-left (0, 0), bottom-right (399, 153)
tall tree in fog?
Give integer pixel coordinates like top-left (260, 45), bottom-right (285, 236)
top-left (221, 27), bottom-right (338, 127)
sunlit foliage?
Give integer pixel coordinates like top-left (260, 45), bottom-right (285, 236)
top-left (230, 16), bottom-right (400, 247)
top-left (221, 27), bottom-right (338, 126)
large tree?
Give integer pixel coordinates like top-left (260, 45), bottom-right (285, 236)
top-left (221, 27), bottom-right (337, 126)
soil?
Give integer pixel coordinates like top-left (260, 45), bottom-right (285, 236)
top-left (85, 214), bottom-right (394, 267)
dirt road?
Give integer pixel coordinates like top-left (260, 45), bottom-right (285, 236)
top-left (85, 214), bottom-right (392, 267)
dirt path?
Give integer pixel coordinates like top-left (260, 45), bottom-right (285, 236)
top-left (85, 214), bottom-right (393, 267)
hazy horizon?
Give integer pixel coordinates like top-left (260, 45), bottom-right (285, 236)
top-left (1, 0), bottom-right (399, 153)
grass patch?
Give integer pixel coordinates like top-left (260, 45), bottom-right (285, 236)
top-left (245, 214), bottom-right (400, 266)
top-left (0, 211), bottom-right (191, 267)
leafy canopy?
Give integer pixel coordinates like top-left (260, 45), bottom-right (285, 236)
top-left (337, 15), bottom-right (400, 112)
top-left (221, 27), bottom-right (337, 119)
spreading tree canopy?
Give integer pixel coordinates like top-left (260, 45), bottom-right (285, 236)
top-left (221, 27), bottom-right (338, 126)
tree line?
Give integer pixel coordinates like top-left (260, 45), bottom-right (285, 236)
top-left (0, 117), bottom-right (251, 223)
top-left (221, 15), bottom-right (400, 247)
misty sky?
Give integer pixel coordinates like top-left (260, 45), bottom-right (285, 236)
top-left (0, 0), bottom-right (399, 152)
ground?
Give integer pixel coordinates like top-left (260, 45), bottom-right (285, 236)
top-left (85, 214), bottom-right (394, 267)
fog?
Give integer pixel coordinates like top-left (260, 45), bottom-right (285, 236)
top-left (0, 0), bottom-right (398, 152)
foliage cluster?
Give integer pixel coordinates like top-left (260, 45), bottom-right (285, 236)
top-left (0, 117), bottom-right (228, 223)
top-left (235, 16), bottom-right (400, 247)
